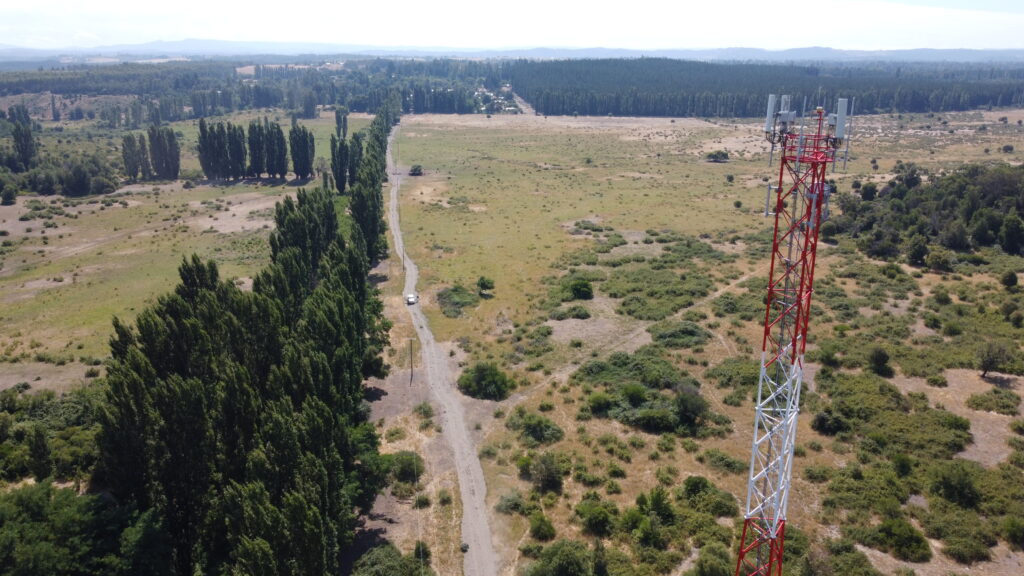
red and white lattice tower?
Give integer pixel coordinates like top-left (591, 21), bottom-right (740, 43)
top-left (734, 95), bottom-right (850, 576)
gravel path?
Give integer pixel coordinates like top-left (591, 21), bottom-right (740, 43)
top-left (386, 129), bottom-right (498, 576)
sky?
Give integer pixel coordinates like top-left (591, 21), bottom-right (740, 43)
top-left (2, 0), bottom-right (1024, 51)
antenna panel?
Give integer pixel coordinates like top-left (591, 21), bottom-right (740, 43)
top-left (764, 94), bottom-right (778, 133)
top-left (834, 98), bottom-right (848, 140)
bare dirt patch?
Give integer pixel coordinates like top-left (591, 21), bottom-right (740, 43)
top-left (892, 369), bottom-right (1020, 467)
top-left (0, 362), bottom-right (88, 394)
top-left (186, 191), bottom-right (290, 233)
top-left (860, 541), bottom-right (1024, 576)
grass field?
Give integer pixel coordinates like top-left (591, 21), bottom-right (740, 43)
top-left (390, 109), bottom-right (1024, 575)
top-left (0, 109), bottom-right (370, 389)
top-left (3, 102), bottom-right (1024, 575)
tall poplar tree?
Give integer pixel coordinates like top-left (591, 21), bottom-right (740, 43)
top-left (330, 134), bottom-right (348, 194)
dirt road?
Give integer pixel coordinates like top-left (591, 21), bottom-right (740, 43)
top-left (386, 130), bottom-right (498, 576)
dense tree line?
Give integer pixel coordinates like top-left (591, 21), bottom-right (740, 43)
top-left (0, 59), bottom-right (489, 122)
top-left (0, 105), bottom-right (400, 574)
top-left (503, 58), bottom-right (1024, 117)
top-left (194, 117), bottom-right (300, 181)
top-left (829, 163), bottom-right (1024, 265)
top-left (5, 57), bottom-right (1024, 125)
top-left (145, 125), bottom-right (180, 180)
top-left (121, 133), bottom-right (151, 181)
top-left (289, 123), bottom-right (315, 179)
top-left (348, 96), bottom-right (399, 260)
top-left (197, 119), bottom-right (247, 180)
top-left (330, 133), bottom-right (349, 194)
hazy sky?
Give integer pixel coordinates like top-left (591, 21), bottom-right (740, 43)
top-left (3, 0), bottom-right (1024, 50)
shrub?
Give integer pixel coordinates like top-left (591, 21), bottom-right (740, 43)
top-left (861, 517), bottom-right (932, 562)
top-left (529, 511), bottom-right (556, 541)
top-left (567, 278), bottom-right (594, 301)
top-left (519, 542), bottom-right (543, 558)
top-left (706, 150), bottom-right (729, 163)
top-left (495, 491), bottom-right (536, 516)
top-left (943, 536), bottom-right (991, 564)
top-left (437, 284), bottom-right (480, 317)
top-left (525, 540), bottom-right (592, 576)
top-left (529, 452), bottom-right (565, 493)
top-left (389, 451), bottom-right (426, 484)
top-left (966, 388), bottom-right (1020, 415)
top-left (647, 320), bottom-right (711, 349)
top-left (930, 460), bottom-right (980, 508)
top-left (575, 493), bottom-right (618, 536)
top-left (506, 408), bottom-right (564, 446)
top-left (550, 305), bottom-right (591, 320)
top-left (438, 489), bottom-right (453, 506)
top-left (408, 164), bottom-right (424, 176)
top-left (697, 449), bottom-right (746, 474)
top-left (804, 465), bottom-right (833, 483)
top-left (458, 362), bottom-right (515, 400)
top-left (1011, 419), bottom-right (1024, 435)
top-left (413, 493), bottom-right (431, 508)
top-left (413, 402), bottom-right (434, 419)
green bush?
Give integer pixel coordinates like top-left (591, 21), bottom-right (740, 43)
top-left (966, 387), bottom-right (1021, 415)
top-left (457, 362), bottom-right (515, 400)
top-left (858, 517), bottom-right (932, 562)
top-left (529, 511), bottom-right (556, 541)
top-left (575, 492), bottom-right (618, 536)
top-left (524, 540), bottom-right (592, 576)
top-left (943, 536), bottom-right (991, 564)
top-left (550, 305), bottom-right (591, 320)
top-left (528, 451), bottom-right (566, 493)
top-left (506, 408), bottom-right (564, 446)
top-left (389, 451), bottom-right (426, 484)
top-left (413, 402), bottom-right (435, 419)
top-left (437, 284), bottom-right (480, 317)
top-left (647, 320), bottom-right (710, 349)
top-left (567, 278), bottom-right (594, 301)
top-left (697, 449), bottom-right (746, 474)
top-left (495, 491), bottom-right (537, 516)
top-left (1011, 419), bottom-right (1024, 435)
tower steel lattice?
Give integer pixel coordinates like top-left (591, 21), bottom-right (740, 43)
top-left (734, 96), bottom-right (849, 576)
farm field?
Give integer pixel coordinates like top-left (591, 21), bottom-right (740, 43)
top-left (383, 109), bottom-right (1024, 575)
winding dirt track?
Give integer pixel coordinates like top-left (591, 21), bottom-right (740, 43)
top-left (386, 130), bottom-right (498, 576)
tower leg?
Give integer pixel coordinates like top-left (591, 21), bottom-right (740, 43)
top-left (734, 518), bottom-right (785, 576)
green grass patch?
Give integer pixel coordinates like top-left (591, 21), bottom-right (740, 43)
top-left (966, 387), bottom-right (1021, 415)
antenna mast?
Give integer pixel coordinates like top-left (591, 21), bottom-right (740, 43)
top-left (735, 96), bottom-right (849, 576)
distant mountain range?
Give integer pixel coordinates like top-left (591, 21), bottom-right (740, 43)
top-left (3, 39), bottom-right (1024, 63)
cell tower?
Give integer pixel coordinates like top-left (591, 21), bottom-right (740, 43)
top-left (734, 95), bottom-right (851, 576)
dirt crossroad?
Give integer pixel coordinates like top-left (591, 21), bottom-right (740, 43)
top-left (386, 130), bottom-right (499, 576)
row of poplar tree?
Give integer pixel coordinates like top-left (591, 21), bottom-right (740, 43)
top-left (120, 125), bottom-right (181, 181)
top-left (0, 99), bottom-right (402, 576)
top-left (196, 109), bottom-right (361, 184)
